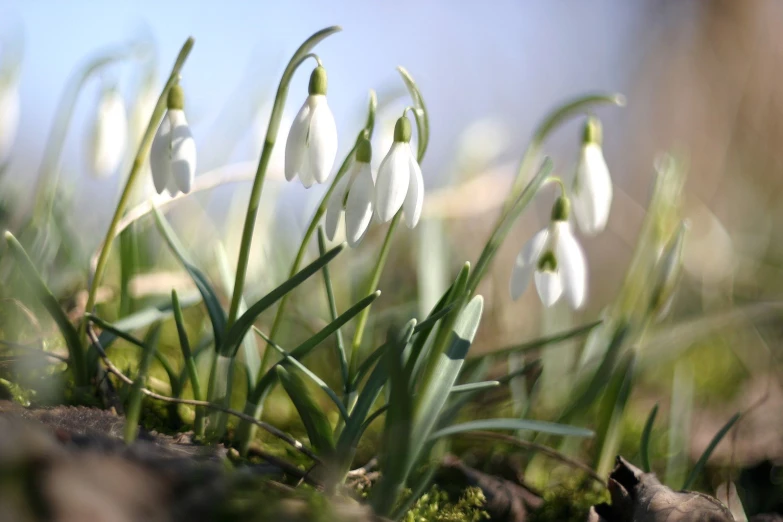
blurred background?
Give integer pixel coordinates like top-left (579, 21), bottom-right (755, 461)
top-left (1, 0), bottom-right (782, 508)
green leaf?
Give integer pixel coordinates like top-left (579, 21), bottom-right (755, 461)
top-left (372, 321), bottom-right (415, 515)
top-left (254, 326), bottom-right (348, 421)
top-left (450, 381), bottom-right (500, 394)
top-left (172, 289), bottom-right (205, 437)
top-left (276, 365), bottom-right (334, 454)
top-left (476, 320), bottom-right (601, 360)
top-left (124, 321), bottom-right (162, 444)
top-left (682, 412), bottom-right (740, 490)
top-left (223, 242), bottom-right (346, 358)
top-left (409, 295), bottom-right (484, 474)
top-left (594, 352), bottom-right (637, 478)
top-left (153, 206), bottom-right (227, 349)
top-left (640, 403), bottom-right (659, 473)
top-left (335, 321), bottom-right (416, 479)
top-left (4, 231), bottom-right (88, 386)
top-left (247, 289), bottom-right (379, 405)
top-left (429, 418), bottom-right (594, 440)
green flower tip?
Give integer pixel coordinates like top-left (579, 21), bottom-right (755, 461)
top-left (394, 116), bottom-right (412, 143)
top-left (551, 196), bottom-right (571, 222)
top-left (582, 116), bottom-right (602, 145)
top-left (167, 84), bottom-right (185, 110)
top-left (356, 136), bottom-right (372, 163)
top-left (538, 251), bottom-right (557, 272)
top-left (3, 230), bottom-right (13, 242)
top-left (308, 66), bottom-right (328, 96)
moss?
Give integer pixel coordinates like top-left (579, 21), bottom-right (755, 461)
top-left (530, 477), bottom-right (608, 522)
top-left (402, 486), bottom-right (489, 522)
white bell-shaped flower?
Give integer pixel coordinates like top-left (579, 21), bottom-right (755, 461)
top-left (325, 135), bottom-right (374, 247)
top-left (374, 116), bottom-right (424, 227)
top-left (150, 84), bottom-right (196, 196)
top-left (510, 197), bottom-right (587, 309)
top-left (284, 66), bottom-right (338, 188)
top-left (86, 86), bottom-right (128, 179)
top-left (572, 117), bottom-right (612, 236)
top-left (0, 77), bottom-right (20, 166)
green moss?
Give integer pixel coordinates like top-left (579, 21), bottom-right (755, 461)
top-left (402, 486), bottom-right (489, 522)
top-left (530, 477), bottom-right (608, 522)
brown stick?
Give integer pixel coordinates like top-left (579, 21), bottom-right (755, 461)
top-left (86, 325), bottom-right (320, 462)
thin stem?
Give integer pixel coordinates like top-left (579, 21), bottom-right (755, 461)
top-left (226, 26), bottom-right (341, 329)
top-left (86, 324), bottom-right (319, 461)
top-left (348, 212), bottom-right (401, 378)
top-left (81, 37), bottom-right (195, 342)
top-left (317, 227), bottom-right (349, 394)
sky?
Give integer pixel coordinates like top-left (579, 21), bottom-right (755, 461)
top-left (0, 1), bottom-right (648, 229)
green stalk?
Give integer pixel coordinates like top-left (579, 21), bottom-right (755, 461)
top-left (81, 38), bottom-right (195, 343)
top-left (225, 26), bottom-right (341, 329)
top-left (124, 322), bottom-right (161, 444)
top-left (172, 290), bottom-right (205, 438)
top-left (317, 227), bottom-right (349, 394)
top-left (348, 212), bottom-right (400, 378)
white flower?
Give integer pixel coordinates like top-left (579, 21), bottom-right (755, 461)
top-left (284, 66), bottom-right (337, 188)
top-left (510, 198), bottom-right (587, 309)
top-left (0, 77), bottom-right (20, 166)
top-left (150, 84), bottom-right (196, 196)
top-left (86, 87), bottom-right (128, 179)
top-left (325, 136), bottom-right (374, 247)
top-left (374, 116), bottom-right (424, 227)
top-left (572, 117), bottom-right (612, 236)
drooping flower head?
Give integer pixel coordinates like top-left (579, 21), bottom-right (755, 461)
top-left (572, 116), bottom-right (612, 236)
top-left (510, 196), bottom-right (587, 309)
top-left (150, 83), bottom-right (197, 195)
top-left (374, 115), bottom-right (424, 228)
top-left (284, 65), bottom-right (338, 188)
top-left (0, 73), bottom-right (20, 166)
top-left (325, 133), bottom-right (375, 247)
top-left (86, 85), bottom-right (128, 179)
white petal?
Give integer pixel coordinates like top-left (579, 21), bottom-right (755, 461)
top-left (345, 163), bottom-right (374, 246)
top-left (572, 144), bottom-right (612, 236)
top-left (325, 171), bottom-right (351, 241)
top-left (299, 150), bottom-right (315, 188)
top-left (509, 227), bottom-right (549, 300)
top-left (307, 95), bottom-right (338, 184)
top-left (554, 221), bottom-right (587, 309)
top-left (284, 99), bottom-right (311, 182)
top-left (374, 143), bottom-right (410, 222)
top-left (168, 110), bottom-right (196, 194)
top-left (0, 82), bottom-right (20, 164)
top-left (534, 270), bottom-right (563, 307)
top-left (88, 89), bottom-right (127, 178)
top-left (150, 111), bottom-right (173, 194)
top-left (402, 149), bottom-right (424, 228)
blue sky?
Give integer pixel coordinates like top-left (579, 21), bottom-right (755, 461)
top-left (2, 1), bottom-right (646, 223)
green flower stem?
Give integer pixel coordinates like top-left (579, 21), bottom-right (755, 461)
top-left (225, 26), bottom-right (341, 329)
top-left (81, 37), bottom-right (195, 346)
top-left (124, 322), bottom-right (161, 444)
top-left (317, 227), bottom-right (349, 394)
top-left (347, 212), bottom-right (401, 380)
top-left (502, 93), bottom-right (624, 217)
top-left (172, 290), bottom-right (205, 438)
top-left (31, 45), bottom-right (142, 228)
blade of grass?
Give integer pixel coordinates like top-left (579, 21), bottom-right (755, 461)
top-left (430, 418), bottom-right (594, 440)
top-left (276, 366), bottom-right (335, 454)
top-left (172, 289), bottom-right (205, 438)
top-left (5, 231), bottom-right (87, 387)
top-left (124, 321), bottom-right (161, 444)
top-left (682, 412), bottom-right (740, 490)
top-left (317, 227), bottom-right (348, 396)
top-left (640, 403), bottom-right (659, 473)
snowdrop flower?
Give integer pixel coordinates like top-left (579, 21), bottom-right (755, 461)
top-left (374, 115), bottom-right (424, 227)
top-left (572, 117), bottom-right (612, 236)
top-left (325, 134), bottom-right (374, 247)
top-left (86, 86), bottom-right (128, 179)
top-left (0, 76), bottom-right (20, 165)
top-left (284, 65), bottom-right (338, 188)
top-left (150, 83), bottom-right (196, 195)
top-left (510, 197), bottom-right (587, 309)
